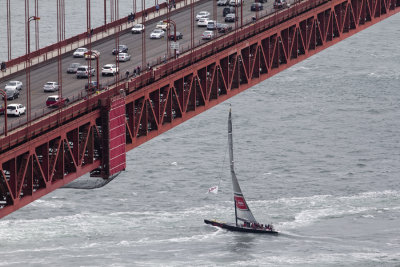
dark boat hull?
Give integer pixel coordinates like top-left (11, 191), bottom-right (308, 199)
top-left (204, 219), bottom-right (278, 234)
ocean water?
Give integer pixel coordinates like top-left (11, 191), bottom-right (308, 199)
top-left (1, 3), bottom-right (400, 267)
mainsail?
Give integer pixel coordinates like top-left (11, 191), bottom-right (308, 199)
top-left (228, 108), bottom-right (258, 225)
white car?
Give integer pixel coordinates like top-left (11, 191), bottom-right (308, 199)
top-left (196, 11), bottom-right (210, 20)
top-left (43, 82), bottom-right (59, 92)
top-left (150, 29), bottom-right (165, 39)
top-left (73, 47), bottom-right (88, 58)
top-left (131, 24), bottom-right (145, 33)
top-left (6, 104), bottom-right (26, 117)
top-left (5, 81), bottom-right (23, 91)
top-left (117, 53), bottom-right (131, 62)
top-left (197, 18), bottom-right (210, 27)
top-left (230, 0), bottom-right (244, 6)
top-left (155, 21), bottom-right (170, 31)
top-left (202, 30), bottom-right (215, 40)
top-left (102, 64), bottom-right (119, 76)
top-left (84, 50), bottom-right (100, 60)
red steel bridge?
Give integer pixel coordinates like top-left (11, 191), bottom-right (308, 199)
top-left (0, 0), bottom-right (399, 218)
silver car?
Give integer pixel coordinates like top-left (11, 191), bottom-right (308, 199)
top-left (43, 82), bottom-right (59, 92)
top-left (117, 53), bottom-right (131, 62)
top-left (73, 47), bottom-right (88, 58)
top-left (5, 81), bottom-right (23, 91)
top-left (76, 66), bottom-right (95, 78)
top-left (150, 29), bottom-right (165, 39)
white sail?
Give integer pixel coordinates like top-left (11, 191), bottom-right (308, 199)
top-left (228, 108), bottom-right (258, 225)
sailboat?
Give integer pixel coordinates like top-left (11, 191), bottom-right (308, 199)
top-left (204, 108), bottom-right (278, 234)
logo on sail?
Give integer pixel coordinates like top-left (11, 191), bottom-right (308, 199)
top-left (234, 195), bottom-right (248, 210)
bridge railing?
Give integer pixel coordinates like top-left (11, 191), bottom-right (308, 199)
top-left (0, 0), bottom-right (327, 151)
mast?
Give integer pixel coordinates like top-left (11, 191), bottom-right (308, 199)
top-left (228, 107), bottom-right (258, 224)
top-left (229, 107), bottom-right (238, 226)
top-left (234, 198), bottom-right (238, 226)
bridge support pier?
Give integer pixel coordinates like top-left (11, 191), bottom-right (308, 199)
top-left (91, 94), bottom-right (127, 179)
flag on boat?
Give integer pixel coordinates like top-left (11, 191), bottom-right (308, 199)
top-left (207, 185), bottom-right (219, 194)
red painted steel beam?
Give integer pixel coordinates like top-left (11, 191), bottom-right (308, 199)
top-left (0, 0), bottom-right (399, 219)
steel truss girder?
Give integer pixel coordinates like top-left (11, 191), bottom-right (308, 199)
top-left (0, 0), bottom-right (399, 218)
top-left (123, 0), bottom-right (400, 149)
top-left (0, 112), bottom-right (103, 217)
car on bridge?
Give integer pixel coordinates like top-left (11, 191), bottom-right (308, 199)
top-left (73, 47), bottom-right (88, 58)
top-left (3, 88), bottom-right (19, 100)
top-left (101, 64), bottom-right (119, 76)
top-left (251, 2), bottom-right (263, 11)
top-left (156, 21), bottom-right (170, 31)
top-left (67, 63), bottom-right (81, 74)
top-left (131, 24), bottom-right (145, 33)
top-left (85, 81), bottom-right (103, 91)
top-left (6, 104), bottom-right (26, 116)
top-left (229, 0), bottom-right (244, 6)
top-left (150, 29), bottom-right (165, 39)
top-left (274, 0), bottom-right (289, 8)
top-left (168, 31), bottom-right (183, 40)
top-left (112, 45), bottom-right (128, 55)
top-left (5, 81), bottom-right (23, 91)
top-left (76, 65), bottom-right (95, 78)
top-left (202, 30), bottom-right (215, 40)
top-left (196, 11), bottom-right (210, 20)
top-left (117, 53), bottom-right (131, 62)
top-left (217, 0), bottom-right (230, 6)
top-left (43, 82), bottom-right (59, 92)
top-left (206, 20), bottom-right (218, 30)
top-left (225, 13), bottom-right (237, 22)
top-left (197, 18), bottom-right (210, 27)
top-left (223, 7), bottom-right (235, 17)
top-left (46, 95), bottom-right (70, 108)
top-left (85, 50), bottom-right (100, 60)
top-left (217, 23), bottom-right (232, 33)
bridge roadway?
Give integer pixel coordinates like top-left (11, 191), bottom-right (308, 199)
top-left (0, 0), bottom-right (281, 132)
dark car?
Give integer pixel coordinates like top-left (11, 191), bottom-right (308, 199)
top-left (223, 6), bottom-right (235, 16)
top-left (168, 31), bottom-right (183, 40)
top-left (258, 0), bottom-right (267, 3)
top-left (225, 13), bottom-right (237, 22)
top-left (67, 63), bottom-right (81, 73)
top-left (217, 23), bottom-right (232, 33)
top-left (274, 0), bottom-right (288, 8)
top-left (3, 88), bottom-right (19, 100)
top-left (251, 2), bottom-right (263, 11)
top-left (112, 45), bottom-right (128, 55)
top-left (85, 81), bottom-right (103, 91)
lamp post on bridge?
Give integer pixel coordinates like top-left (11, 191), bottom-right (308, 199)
top-left (26, 15), bottom-right (40, 124)
top-left (85, 51), bottom-right (100, 96)
top-left (0, 89), bottom-right (8, 136)
top-left (163, 19), bottom-right (177, 58)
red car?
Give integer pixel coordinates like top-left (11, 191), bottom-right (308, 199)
top-left (46, 95), bottom-right (70, 108)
